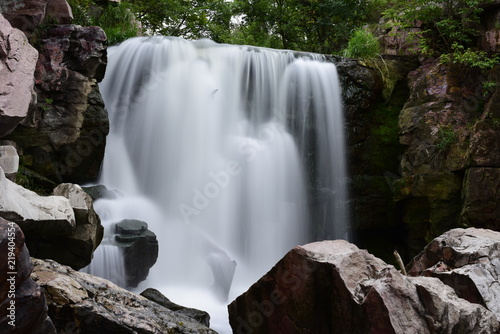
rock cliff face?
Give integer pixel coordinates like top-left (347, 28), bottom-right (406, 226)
top-left (228, 228), bottom-right (500, 334)
top-left (6, 23), bottom-right (109, 184)
top-left (337, 56), bottom-right (419, 261)
top-left (0, 0), bottom-right (73, 36)
top-left (1, 0), bottom-right (109, 186)
top-left (0, 13), bottom-right (38, 138)
top-left (394, 59), bottom-right (500, 255)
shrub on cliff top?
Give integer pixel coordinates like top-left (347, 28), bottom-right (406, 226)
top-left (343, 28), bottom-right (381, 59)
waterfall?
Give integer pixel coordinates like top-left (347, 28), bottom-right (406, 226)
top-left (93, 36), bottom-right (348, 333)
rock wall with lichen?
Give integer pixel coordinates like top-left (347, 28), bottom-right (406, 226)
top-left (394, 60), bottom-right (500, 256)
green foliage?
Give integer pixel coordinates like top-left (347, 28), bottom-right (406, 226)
top-left (126, 0), bottom-right (232, 43)
top-left (67, 0), bottom-right (94, 26)
top-left (15, 166), bottom-right (52, 195)
top-left (40, 98), bottom-right (53, 112)
top-left (227, 0), bottom-right (383, 53)
top-left (342, 29), bottom-right (381, 59)
top-left (383, 0), bottom-right (482, 52)
top-left (382, 0), bottom-right (498, 67)
top-left (436, 126), bottom-right (456, 150)
top-left (486, 112), bottom-right (500, 128)
top-left (96, 3), bottom-right (140, 45)
top-left (440, 43), bottom-right (500, 69)
top-left (67, 0), bottom-right (140, 45)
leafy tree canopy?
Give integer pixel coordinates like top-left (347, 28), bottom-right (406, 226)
top-left (68, 0), bottom-right (499, 66)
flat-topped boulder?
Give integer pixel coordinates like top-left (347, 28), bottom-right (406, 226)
top-left (114, 219), bottom-right (158, 287)
top-left (0, 167), bottom-right (75, 235)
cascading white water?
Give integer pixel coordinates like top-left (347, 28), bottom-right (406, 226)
top-left (92, 36), bottom-right (348, 333)
top-left (282, 59), bottom-right (350, 240)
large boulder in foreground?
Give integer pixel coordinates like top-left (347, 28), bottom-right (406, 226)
top-left (0, 219), bottom-right (55, 333)
top-left (31, 258), bottom-right (217, 334)
top-left (228, 234), bottom-right (500, 334)
top-left (407, 228), bottom-right (500, 322)
top-left (0, 13), bottom-right (37, 138)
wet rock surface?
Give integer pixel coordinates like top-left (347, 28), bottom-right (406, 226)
top-left (114, 219), bottom-right (158, 287)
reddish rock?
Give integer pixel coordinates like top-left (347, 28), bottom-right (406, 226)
top-left (46, 0), bottom-right (73, 24)
top-left (375, 19), bottom-right (422, 56)
top-left (0, 218), bottom-right (55, 333)
top-left (0, 13), bottom-right (37, 138)
top-left (6, 24), bottom-right (109, 184)
top-left (228, 239), bottom-right (500, 334)
top-left (0, 0), bottom-right (72, 36)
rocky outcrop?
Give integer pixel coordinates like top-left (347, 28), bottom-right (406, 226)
top-left (115, 219), bottom-right (158, 287)
top-left (408, 228), bottom-right (500, 321)
top-left (461, 168), bottom-right (500, 230)
top-left (140, 288), bottom-right (211, 327)
top-left (0, 145), bottom-right (19, 181)
top-left (6, 23), bottom-right (109, 184)
top-left (82, 184), bottom-right (118, 201)
top-left (0, 167), bottom-right (103, 270)
top-left (0, 13), bottom-right (38, 138)
top-left (0, 0), bottom-right (73, 36)
top-left (31, 258), bottom-right (218, 334)
top-left (337, 56), bottom-right (418, 260)
top-left (480, 2), bottom-right (500, 51)
top-left (228, 234), bottom-right (500, 334)
top-left (394, 58), bottom-right (500, 255)
top-left (0, 218), bottom-right (56, 334)
top-left (374, 19), bottom-right (422, 56)
top-left (49, 183), bottom-right (103, 269)
top-left (0, 166), bottom-right (75, 234)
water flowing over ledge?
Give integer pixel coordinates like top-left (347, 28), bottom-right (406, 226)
top-left (93, 36), bottom-right (349, 333)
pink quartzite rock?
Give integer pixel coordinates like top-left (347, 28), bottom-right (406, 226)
top-left (228, 238), bottom-right (500, 334)
top-left (0, 0), bottom-right (72, 36)
top-left (0, 13), bottom-right (37, 138)
top-left (6, 23), bottom-right (108, 184)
